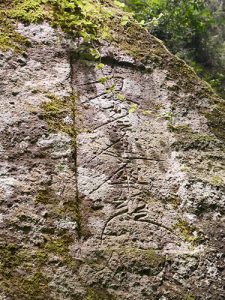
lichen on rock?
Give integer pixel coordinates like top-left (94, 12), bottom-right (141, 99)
top-left (0, 0), bottom-right (224, 299)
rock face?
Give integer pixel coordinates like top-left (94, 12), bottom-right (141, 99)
top-left (0, 21), bottom-right (225, 300)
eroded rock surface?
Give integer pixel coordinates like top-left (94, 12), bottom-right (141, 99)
top-left (0, 22), bottom-right (224, 300)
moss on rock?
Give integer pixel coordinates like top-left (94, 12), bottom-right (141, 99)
top-left (1, 1), bottom-right (224, 148)
top-left (35, 187), bottom-right (56, 204)
top-left (168, 124), bottom-right (193, 134)
top-left (174, 219), bottom-right (202, 246)
top-left (40, 92), bottom-right (82, 139)
top-left (0, 243), bottom-right (52, 299)
top-left (172, 132), bottom-right (220, 151)
top-left (204, 99), bottom-right (225, 141)
top-left (0, 0), bottom-right (48, 52)
top-left (0, 13), bottom-right (30, 52)
top-left (8, 0), bottom-right (48, 23)
top-left (166, 194), bottom-right (181, 209)
top-left (84, 287), bottom-right (117, 300)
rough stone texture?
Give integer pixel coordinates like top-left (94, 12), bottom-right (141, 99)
top-left (0, 22), bottom-right (224, 300)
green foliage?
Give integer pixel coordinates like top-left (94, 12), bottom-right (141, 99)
top-left (49, 0), bottom-right (109, 41)
top-left (124, 0), bottom-right (213, 56)
top-left (8, 0), bottom-right (47, 23)
top-left (96, 63), bottom-right (105, 70)
top-left (114, 0), bottom-right (126, 9)
top-left (0, 0), bottom-right (134, 53)
top-left (121, 14), bottom-right (130, 25)
top-left (106, 84), bottom-right (116, 93)
top-left (123, 0), bottom-right (225, 98)
top-left (0, 0), bottom-right (47, 52)
top-left (99, 76), bottom-right (107, 84)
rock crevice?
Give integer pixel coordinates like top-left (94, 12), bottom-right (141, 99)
top-left (0, 14), bottom-right (224, 300)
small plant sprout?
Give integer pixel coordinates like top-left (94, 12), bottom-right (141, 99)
top-left (117, 94), bottom-right (126, 101)
top-left (129, 103), bottom-right (138, 113)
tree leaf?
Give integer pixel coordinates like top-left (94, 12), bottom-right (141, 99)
top-left (96, 63), bottom-right (105, 70)
top-left (121, 15), bottom-right (129, 26)
top-left (114, 1), bottom-right (125, 9)
top-left (99, 77), bottom-right (107, 84)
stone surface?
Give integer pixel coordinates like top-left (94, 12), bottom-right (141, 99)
top-left (0, 22), bottom-right (224, 300)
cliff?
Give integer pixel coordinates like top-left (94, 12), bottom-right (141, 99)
top-left (0, 1), bottom-right (224, 299)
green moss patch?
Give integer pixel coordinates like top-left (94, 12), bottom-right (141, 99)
top-left (106, 246), bottom-right (166, 277)
top-left (166, 194), bottom-right (181, 209)
top-left (174, 219), bottom-right (202, 246)
top-left (8, 0), bottom-right (48, 23)
top-left (168, 124), bottom-right (193, 134)
top-left (18, 272), bottom-right (51, 299)
top-left (123, 247), bottom-right (164, 266)
top-left (204, 99), bottom-right (225, 141)
top-left (0, 14), bottom-right (30, 52)
top-left (40, 92), bottom-right (79, 136)
top-left (35, 187), bottom-right (56, 204)
top-left (172, 132), bottom-right (220, 151)
top-left (0, 0), bottom-right (132, 52)
top-left (84, 287), bottom-right (117, 300)
top-left (0, 243), bottom-right (52, 299)
top-left (210, 175), bottom-right (223, 186)
top-left (35, 187), bottom-right (80, 223)
top-left (43, 235), bottom-right (78, 268)
top-left (0, 0), bottom-right (49, 52)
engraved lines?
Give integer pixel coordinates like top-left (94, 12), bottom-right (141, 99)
top-left (87, 132), bottom-right (126, 164)
top-left (88, 162), bottom-right (129, 196)
top-left (93, 112), bottom-right (129, 130)
top-left (95, 114), bottom-right (173, 243)
top-left (77, 64), bottom-right (175, 245)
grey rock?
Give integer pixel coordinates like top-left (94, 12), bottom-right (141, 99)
top-left (0, 21), bottom-right (224, 300)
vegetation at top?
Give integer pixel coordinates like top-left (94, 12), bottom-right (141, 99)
top-left (0, 0), bottom-right (134, 52)
top-left (0, 0), bottom-right (224, 98)
top-left (122, 0), bottom-right (225, 98)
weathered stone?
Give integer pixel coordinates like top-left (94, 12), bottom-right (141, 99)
top-left (0, 15), bottom-right (224, 300)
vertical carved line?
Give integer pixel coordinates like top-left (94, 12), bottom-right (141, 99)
top-left (68, 50), bottom-right (82, 240)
